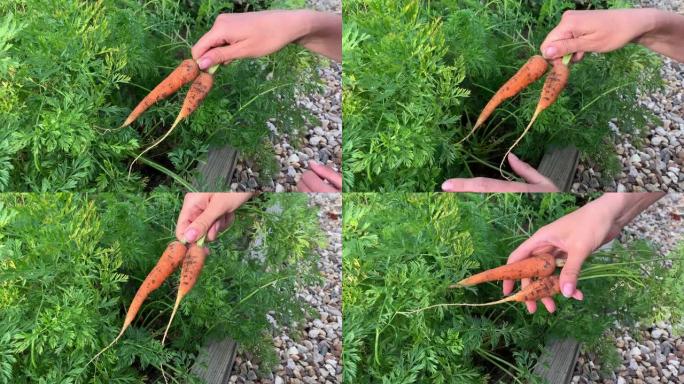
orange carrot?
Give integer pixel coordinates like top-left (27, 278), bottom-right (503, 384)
top-left (128, 65), bottom-right (217, 176)
top-left (398, 276), bottom-right (561, 316)
top-left (499, 55), bottom-right (571, 178)
top-left (122, 59), bottom-right (200, 127)
top-left (87, 240), bottom-right (187, 365)
top-left (459, 55), bottom-right (549, 144)
top-left (161, 240), bottom-right (207, 345)
top-left (449, 253), bottom-right (561, 288)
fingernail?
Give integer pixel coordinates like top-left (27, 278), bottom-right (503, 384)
top-left (508, 153), bottom-right (518, 160)
top-left (544, 46), bottom-right (557, 58)
top-left (198, 58), bottom-right (211, 70)
top-left (184, 228), bottom-right (199, 243)
top-left (441, 180), bottom-right (452, 191)
top-left (561, 283), bottom-right (575, 298)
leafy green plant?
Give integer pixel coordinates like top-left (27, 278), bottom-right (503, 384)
top-left (343, 0), bottom-right (661, 191)
top-left (342, 193), bottom-right (683, 383)
top-left (0, 192), bottom-right (323, 383)
top-left (0, 0), bottom-right (321, 192)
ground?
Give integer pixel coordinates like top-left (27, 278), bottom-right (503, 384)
top-left (229, 193), bottom-right (342, 384)
top-left (572, 194), bottom-right (684, 383)
top-left (229, 0), bottom-right (342, 193)
top-left (572, 0), bottom-right (684, 193)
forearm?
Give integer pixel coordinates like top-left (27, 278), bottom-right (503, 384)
top-left (593, 192), bottom-right (665, 234)
top-left (294, 10), bottom-right (342, 62)
top-left (637, 9), bottom-right (684, 62)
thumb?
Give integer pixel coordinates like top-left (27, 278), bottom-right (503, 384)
top-left (183, 209), bottom-right (226, 243)
top-left (197, 43), bottom-right (247, 70)
top-left (558, 252), bottom-right (586, 298)
top-left (542, 37), bottom-right (582, 60)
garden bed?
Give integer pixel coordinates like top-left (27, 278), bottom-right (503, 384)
top-left (0, 193), bottom-right (327, 382)
top-left (342, 193), bottom-right (684, 383)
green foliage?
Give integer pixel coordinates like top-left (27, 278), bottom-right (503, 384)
top-left (343, 0), bottom-right (661, 191)
top-left (0, 0), bottom-right (320, 192)
top-left (342, 193), bottom-right (683, 383)
top-left (0, 193), bottom-right (322, 382)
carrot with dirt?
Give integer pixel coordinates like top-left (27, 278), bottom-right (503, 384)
top-left (161, 239), bottom-right (208, 346)
top-left (121, 59), bottom-right (200, 127)
top-left (449, 253), bottom-right (563, 288)
top-left (458, 55), bottom-right (549, 144)
top-left (129, 65), bottom-right (218, 175)
top-left (397, 275), bottom-right (561, 315)
top-left (499, 54), bottom-right (571, 178)
top-left (87, 240), bottom-right (188, 366)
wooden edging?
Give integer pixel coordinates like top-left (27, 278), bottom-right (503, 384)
top-left (193, 146), bottom-right (239, 191)
top-left (191, 338), bottom-right (239, 383)
top-left (533, 338), bottom-right (581, 384)
top-left (537, 146), bottom-right (580, 192)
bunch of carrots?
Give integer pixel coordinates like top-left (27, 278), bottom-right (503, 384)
top-left (88, 237), bottom-right (208, 366)
top-left (123, 59), bottom-right (218, 174)
top-left (398, 253), bottom-right (567, 315)
top-left (460, 54), bottom-right (573, 178)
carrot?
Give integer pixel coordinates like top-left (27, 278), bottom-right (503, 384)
top-left (87, 240), bottom-right (187, 366)
top-left (161, 240), bottom-right (207, 345)
top-left (122, 59), bottom-right (200, 127)
top-left (128, 65), bottom-right (217, 176)
top-left (499, 54), bottom-right (571, 178)
top-left (458, 55), bottom-right (549, 144)
top-left (449, 253), bottom-right (562, 288)
top-left (397, 275), bottom-right (561, 316)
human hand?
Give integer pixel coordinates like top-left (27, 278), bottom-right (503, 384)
top-left (175, 193), bottom-right (253, 243)
top-left (502, 192), bottom-right (664, 313)
top-left (192, 10), bottom-right (341, 70)
top-left (540, 9), bottom-right (659, 62)
top-left (297, 161), bottom-right (342, 192)
top-left (441, 153), bottom-right (560, 192)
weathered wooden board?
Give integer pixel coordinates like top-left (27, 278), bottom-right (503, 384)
top-left (193, 146), bottom-right (239, 191)
top-left (538, 146), bottom-right (580, 192)
top-left (191, 338), bottom-right (239, 383)
top-left (533, 338), bottom-right (581, 384)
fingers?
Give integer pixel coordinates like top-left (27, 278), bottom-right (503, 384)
top-left (181, 193), bottom-right (251, 243)
top-left (559, 250), bottom-right (586, 298)
top-left (175, 194), bottom-right (208, 242)
top-left (442, 177), bottom-right (535, 193)
top-left (507, 153), bottom-right (558, 190)
top-left (309, 162), bottom-right (342, 190)
top-left (297, 182), bottom-right (313, 192)
top-left (192, 28), bottom-right (227, 61)
top-left (195, 43), bottom-right (247, 70)
top-left (300, 170), bottom-right (340, 192)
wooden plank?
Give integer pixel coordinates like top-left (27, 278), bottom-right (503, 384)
top-left (193, 146), bottom-right (239, 191)
top-left (191, 338), bottom-right (239, 384)
top-left (537, 146), bottom-right (580, 192)
top-left (533, 338), bottom-right (581, 384)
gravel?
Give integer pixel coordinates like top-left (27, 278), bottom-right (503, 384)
top-left (571, 0), bottom-right (684, 193)
top-left (572, 194), bottom-right (684, 383)
top-left (229, 0), bottom-right (341, 192)
top-left (229, 193), bottom-right (342, 383)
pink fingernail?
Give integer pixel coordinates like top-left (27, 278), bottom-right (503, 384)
top-left (184, 228), bottom-right (199, 243)
top-left (198, 58), bottom-right (211, 70)
top-left (561, 283), bottom-right (575, 298)
top-left (545, 47), bottom-right (557, 58)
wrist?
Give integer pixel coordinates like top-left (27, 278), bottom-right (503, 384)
top-left (635, 9), bottom-right (667, 45)
top-left (290, 10), bottom-right (318, 44)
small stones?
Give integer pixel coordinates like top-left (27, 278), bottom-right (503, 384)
top-left (230, 194), bottom-right (341, 383)
top-left (572, 45), bottom-right (684, 193)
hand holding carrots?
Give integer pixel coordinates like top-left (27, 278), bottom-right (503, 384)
top-left (297, 161), bottom-right (342, 192)
top-left (542, 9), bottom-right (684, 63)
top-left (504, 193), bottom-right (663, 314)
top-left (442, 153), bottom-right (560, 193)
top-left (192, 10), bottom-right (342, 70)
top-left (176, 193), bottom-right (253, 243)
